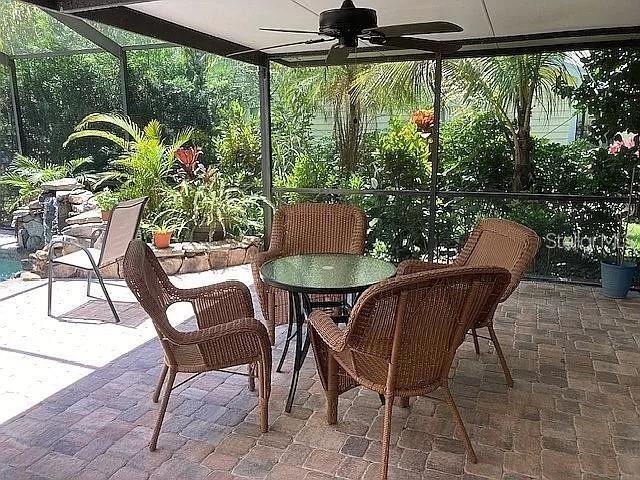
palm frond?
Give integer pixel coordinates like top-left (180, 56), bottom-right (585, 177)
top-left (68, 156), bottom-right (93, 173)
top-left (166, 127), bottom-right (194, 161)
top-left (354, 61), bottom-right (433, 112)
top-left (63, 129), bottom-right (129, 149)
top-left (72, 113), bottom-right (143, 142)
top-left (143, 120), bottom-right (162, 141)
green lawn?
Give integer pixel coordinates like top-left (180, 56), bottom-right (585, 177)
top-left (627, 223), bottom-right (640, 252)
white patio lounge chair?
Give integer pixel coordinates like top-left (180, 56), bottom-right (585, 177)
top-left (47, 197), bottom-right (148, 323)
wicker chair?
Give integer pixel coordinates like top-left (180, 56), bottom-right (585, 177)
top-left (123, 240), bottom-right (272, 451)
top-left (252, 202), bottom-right (367, 345)
top-left (309, 267), bottom-right (510, 480)
top-left (397, 218), bottom-right (540, 386)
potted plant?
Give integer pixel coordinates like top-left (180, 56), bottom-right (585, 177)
top-left (601, 130), bottom-right (639, 298)
top-left (151, 225), bottom-right (173, 249)
top-left (147, 213), bottom-right (185, 249)
top-left (94, 188), bottom-right (120, 221)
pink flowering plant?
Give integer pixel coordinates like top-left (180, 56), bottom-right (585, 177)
top-left (607, 130), bottom-right (639, 265)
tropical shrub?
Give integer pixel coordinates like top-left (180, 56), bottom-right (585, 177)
top-left (356, 118), bottom-right (432, 261)
top-left (370, 118), bottom-right (431, 189)
top-left (286, 154), bottom-right (337, 190)
top-left (156, 170), bottom-right (262, 241)
top-left (0, 154), bottom-right (90, 208)
top-left (532, 139), bottom-right (593, 194)
top-left (440, 112), bottom-right (513, 191)
top-left (365, 195), bottom-right (430, 262)
top-left (215, 101), bottom-right (261, 189)
top-left (64, 113), bottom-right (192, 211)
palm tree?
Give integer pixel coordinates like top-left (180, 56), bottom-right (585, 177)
top-left (275, 65), bottom-right (369, 173)
top-left (355, 53), bottom-right (573, 191)
top-left (447, 54), bottom-right (572, 191)
top-left (64, 113), bottom-right (192, 210)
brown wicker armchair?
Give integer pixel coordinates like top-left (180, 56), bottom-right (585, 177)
top-left (397, 218), bottom-right (540, 386)
top-left (252, 202), bottom-right (367, 345)
top-left (123, 240), bottom-right (272, 451)
top-left (309, 267), bottom-right (510, 480)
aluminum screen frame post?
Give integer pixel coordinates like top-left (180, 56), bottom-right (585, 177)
top-left (259, 63), bottom-right (274, 248)
top-left (118, 51), bottom-right (129, 115)
top-left (427, 53), bottom-right (443, 262)
top-left (44, 9), bottom-right (130, 115)
top-left (0, 53), bottom-right (25, 155)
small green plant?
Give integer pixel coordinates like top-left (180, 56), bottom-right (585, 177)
top-left (94, 188), bottom-right (120, 212)
top-left (145, 215), bottom-right (184, 236)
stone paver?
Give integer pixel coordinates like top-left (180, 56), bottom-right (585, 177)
top-left (1, 270), bottom-right (639, 479)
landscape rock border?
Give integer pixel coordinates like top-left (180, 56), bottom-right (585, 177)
top-left (13, 178), bottom-right (263, 280)
top-left (31, 235), bottom-right (262, 279)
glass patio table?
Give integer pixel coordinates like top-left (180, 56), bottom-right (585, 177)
top-left (260, 253), bottom-right (396, 412)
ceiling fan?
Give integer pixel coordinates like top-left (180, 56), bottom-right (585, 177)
top-left (231, 0), bottom-right (463, 62)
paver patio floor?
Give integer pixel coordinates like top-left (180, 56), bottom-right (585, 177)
top-left (1, 268), bottom-right (639, 479)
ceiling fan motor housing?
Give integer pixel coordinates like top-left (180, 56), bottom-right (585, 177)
top-left (319, 6), bottom-right (377, 46)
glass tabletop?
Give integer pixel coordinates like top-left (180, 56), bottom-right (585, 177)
top-left (260, 254), bottom-right (396, 293)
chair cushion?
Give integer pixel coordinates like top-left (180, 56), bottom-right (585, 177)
top-left (52, 248), bottom-right (103, 270)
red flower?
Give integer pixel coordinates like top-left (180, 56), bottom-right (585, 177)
top-left (411, 109), bottom-right (435, 133)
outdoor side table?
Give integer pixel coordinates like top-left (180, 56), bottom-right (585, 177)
top-left (260, 253), bottom-right (396, 412)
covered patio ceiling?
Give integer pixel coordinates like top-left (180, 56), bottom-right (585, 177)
top-left (21, 0), bottom-right (640, 66)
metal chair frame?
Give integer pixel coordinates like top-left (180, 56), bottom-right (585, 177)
top-left (47, 197), bottom-right (148, 323)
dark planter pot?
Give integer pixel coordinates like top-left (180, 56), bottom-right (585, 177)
top-left (192, 224), bottom-right (224, 242)
top-left (601, 261), bottom-right (636, 298)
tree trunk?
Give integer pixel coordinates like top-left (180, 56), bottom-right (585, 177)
top-left (335, 90), bottom-right (364, 174)
top-left (512, 99), bottom-right (533, 191)
top-left (512, 129), bottom-right (532, 191)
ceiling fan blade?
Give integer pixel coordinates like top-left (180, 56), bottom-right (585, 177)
top-left (368, 36), bottom-right (462, 54)
top-left (228, 38), bottom-right (332, 58)
top-left (260, 27), bottom-right (323, 35)
top-left (365, 21), bottom-right (463, 37)
top-left (326, 44), bottom-right (352, 64)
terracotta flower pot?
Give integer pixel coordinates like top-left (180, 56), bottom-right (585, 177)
top-left (153, 231), bottom-right (172, 249)
top-left (101, 209), bottom-right (112, 222)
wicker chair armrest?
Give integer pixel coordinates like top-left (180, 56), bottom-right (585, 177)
top-left (396, 260), bottom-right (451, 275)
top-left (171, 281), bottom-right (255, 326)
top-left (168, 317), bottom-right (269, 348)
top-left (309, 310), bottom-right (347, 352)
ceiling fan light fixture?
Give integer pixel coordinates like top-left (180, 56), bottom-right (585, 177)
top-left (319, 3), bottom-right (377, 38)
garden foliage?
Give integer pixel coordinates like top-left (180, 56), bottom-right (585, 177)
top-left (0, 1), bottom-right (638, 281)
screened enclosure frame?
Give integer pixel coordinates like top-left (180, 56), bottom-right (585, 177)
top-left (0, 6), bottom-right (174, 155)
top-left (8, 0), bottom-right (640, 288)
